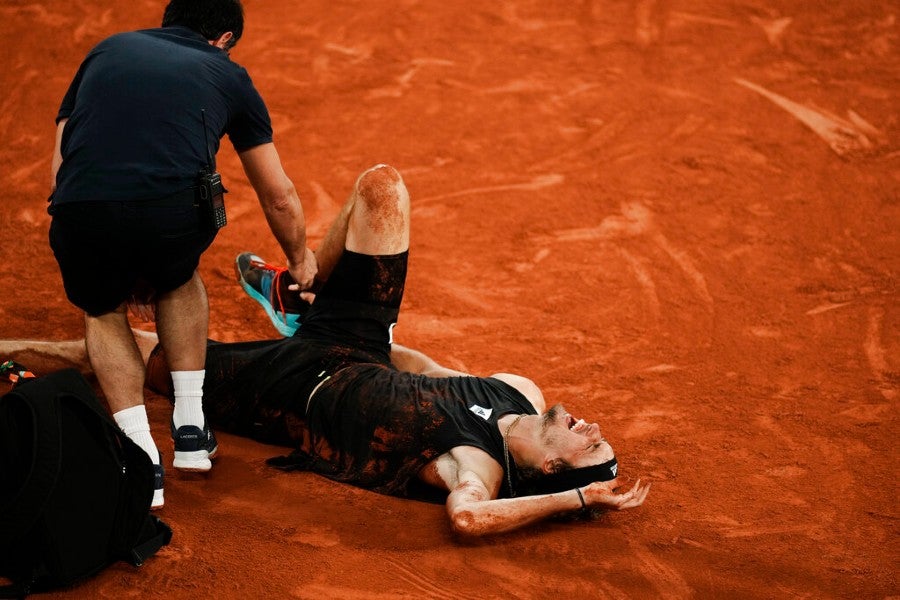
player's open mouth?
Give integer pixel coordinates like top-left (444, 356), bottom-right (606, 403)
top-left (566, 414), bottom-right (597, 436)
top-left (567, 415), bottom-right (587, 432)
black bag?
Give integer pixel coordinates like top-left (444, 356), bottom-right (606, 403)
top-left (0, 369), bottom-right (172, 597)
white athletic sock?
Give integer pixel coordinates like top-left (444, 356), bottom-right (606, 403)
top-left (172, 370), bottom-right (205, 430)
top-left (113, 405), bottom-right (160, 464)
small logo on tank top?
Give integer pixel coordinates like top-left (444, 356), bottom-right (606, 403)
top-left (469, 404), bottom-right (493, 420)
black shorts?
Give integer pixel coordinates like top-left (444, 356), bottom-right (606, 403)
top-left (49, 196), bottom-right (216, 316)
top-left (299, 249), bottom-right (408, 357)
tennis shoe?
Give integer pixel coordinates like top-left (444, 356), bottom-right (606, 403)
top-left (171, 420), bottom-right (218, 472)
top-left (0, 359), bottom-right (35, 385)
top-left (235, 252), bottom-right (308, 337)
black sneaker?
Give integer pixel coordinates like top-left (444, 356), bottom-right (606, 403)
top-left (234, 252), bottom-right (309, 337)
top-left (171, 420), bottom-right (219, 472)
top-left (152, 455), bottom-right (164, 510)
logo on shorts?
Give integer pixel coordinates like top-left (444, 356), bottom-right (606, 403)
top-left (469, 404), bottom-right (492, 420)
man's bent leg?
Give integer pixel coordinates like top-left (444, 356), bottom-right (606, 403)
top-left (85, 306), bottom-right (163, 506)
top-left (85, 305), bottom-right (150, 415)
top-left (234, 165), bottom-right (411, 339)
top-left (156, 270), bottom-right (218, 471)
top-left (156, 270), bottom-right (208, 373)
top-left (316, 164), bottom-right (410, 279)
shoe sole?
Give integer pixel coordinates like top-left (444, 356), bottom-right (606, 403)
top-left (235, 255), bottom-right (300, 338)
top-left (173, 446), bottom-right (218, 472)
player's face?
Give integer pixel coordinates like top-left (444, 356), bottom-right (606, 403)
top-left (542, 404), bottom-right (615, 469)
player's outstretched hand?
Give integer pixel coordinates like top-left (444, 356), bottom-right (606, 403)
top-left (583, 478), bottom-right (651, 510)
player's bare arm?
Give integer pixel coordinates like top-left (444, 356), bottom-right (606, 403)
top-left (424, 446), bottom-right (649, 537)
top-left (389, 346), bottom-right (548, 417)
top-left (389, 344), bottom-right (470, 378)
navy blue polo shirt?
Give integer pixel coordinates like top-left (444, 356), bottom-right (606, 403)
top-left (52, 26), bottom-right (273, 205)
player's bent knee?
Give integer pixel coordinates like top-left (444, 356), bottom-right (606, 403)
top-left (346, 164), bottom-right (410, 255)
top-left (355, 164), bottom-right (408, 210)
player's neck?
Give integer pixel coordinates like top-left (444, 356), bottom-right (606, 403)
top-left (499, 414), bottom-right (541, 469)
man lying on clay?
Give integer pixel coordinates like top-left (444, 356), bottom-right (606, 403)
top-left (4, 164), bottom-right (649, 536)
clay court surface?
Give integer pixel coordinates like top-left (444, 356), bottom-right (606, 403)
top-left (1, 0), bottom-right (897, 598)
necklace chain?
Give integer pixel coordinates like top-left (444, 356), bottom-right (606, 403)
top-left (503, 414), bottom-right (525, 498)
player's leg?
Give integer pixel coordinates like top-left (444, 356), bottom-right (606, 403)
top-left (146, 336), bottom-right (303, 447)
top-left (235, 164), bottom-right (410, 338)
top-left (315, 163), bottom-right (410, 278)
top-left (0, 339), bottom-right (91, 374)
top-left (0, 329), bottom-right (158, 374)
top-left (297, 165), bottom-right (410, 357)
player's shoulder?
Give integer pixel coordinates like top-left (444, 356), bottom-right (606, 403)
top-left (489, 373), bottom-right (546, 413)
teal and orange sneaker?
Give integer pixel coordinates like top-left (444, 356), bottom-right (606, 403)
top-left (234, 252), bottom-right (309, 337)
top-left (0, 359), bottom-right (35, 385)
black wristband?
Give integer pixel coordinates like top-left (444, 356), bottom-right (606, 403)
top-left (575, 487), bottom-right (587, 512)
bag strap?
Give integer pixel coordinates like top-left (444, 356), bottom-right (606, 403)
top-left (128, 516), bottom-right (173, 567)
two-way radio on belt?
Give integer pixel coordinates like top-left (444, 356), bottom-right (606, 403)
top-left (196, 108), bottom-right (227, 229)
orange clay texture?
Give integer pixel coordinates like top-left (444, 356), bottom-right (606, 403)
top-left (1, 1), bottom-right (896, 598)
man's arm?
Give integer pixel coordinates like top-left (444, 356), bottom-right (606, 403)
top-left (432, 447), bottom-right (650, 537)
top-left (390, 344), bottom-right (470, 377)
top-left (390, 346), bottom-right (548, 414)
top-left (50, 118), bottom-right (67, 193)
top-left (238, 143), bottom-right (317, 289)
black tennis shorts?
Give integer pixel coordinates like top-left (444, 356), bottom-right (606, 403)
top-left (298, 249), bottom-right (408, 356)
top-left (49, 196), bottom-right (216, 316)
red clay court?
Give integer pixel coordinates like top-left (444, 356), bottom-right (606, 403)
top-left (1, 1), bottom-right (897, 598)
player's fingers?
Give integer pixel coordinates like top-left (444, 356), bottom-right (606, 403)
top-left (620, 479), bottom-right (641, 498)
top-left (625, 482), bottom-right (651, 508)
top-left (618, 493), bottom-right (643, 509)
top-left (611, 480), bottom-right (649, 509)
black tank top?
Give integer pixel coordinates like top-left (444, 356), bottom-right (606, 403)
top-left (296, 364), bottom-right (538, 499)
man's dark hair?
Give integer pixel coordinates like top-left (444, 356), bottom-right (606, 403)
top-left (162, 0), bottom-right (244, 50)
